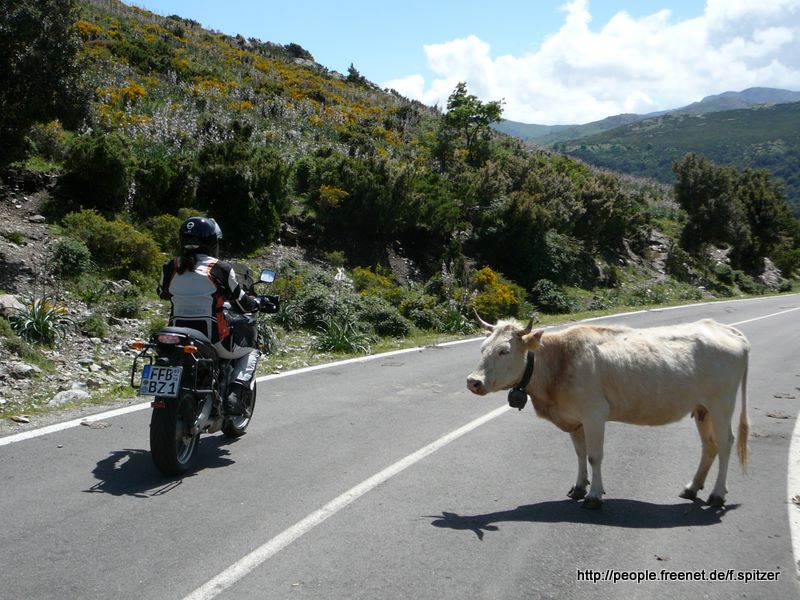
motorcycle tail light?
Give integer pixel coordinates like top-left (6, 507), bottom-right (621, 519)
top-left (157, 334), bottom-right (183, 344)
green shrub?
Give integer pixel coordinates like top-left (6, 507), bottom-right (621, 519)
top-left (470, 266), bottom-right (525, 322)
top-left (8, 297), bottom-right (70, 344)
top-left (25, 120), bottom-right (70, 162)
top-left (60, 132), bottom-right (132, 214)
top-left (714, 263), bottom-right (735, 286)
top-left (72, 274), bottom-right (111, 305)
top-left (108, 283), bottom-right (143, 319)
top-left (256, 315), bottom-right (278, 354)
top-left (665, 244), bottom-right (692, 281)
top-left (529, 279), bottom-right (576, 314)
top-left (147, 213), bottom-right (182, 254)
top-left (132, 154), bottom-right (194, 218)
top-left (352, 266), bottom-right (404, 305)
top-left (80, 312), bottom-right (108, 338)
top-left (621, 284), bottom-right (671, 306)
top-left (0, 317), bottom-right (15, 338)
top-left (2, 230), bottom-right (27, 245)
top-left (316, 313), bottom-right (371, 354)
top-left (62, 209), bottom-right (161, 278)
top-left (51, 237), bottom-right (93, 278)
top-left (295, 284), bottom-right (336, 328)
top-left (272, 299), bottom-right (303, 330)
top-left (734, 271), bottom-right (766, 295)
top-left (356, 296), bottom-right (411, 338)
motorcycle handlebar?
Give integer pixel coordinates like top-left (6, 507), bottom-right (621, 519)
top-left (257, 295), bottom-right (280, 314)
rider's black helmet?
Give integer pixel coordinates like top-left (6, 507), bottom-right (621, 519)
top-left (179, 216), bottom-right (222, 257)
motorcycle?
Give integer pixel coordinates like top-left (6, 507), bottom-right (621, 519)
top-left (130, 267), bottom-right (279, 475)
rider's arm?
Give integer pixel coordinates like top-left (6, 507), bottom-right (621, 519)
top-left (157, 259), bottom-right (177, 300)
top-left (212, 261), bottom-right (259, 313)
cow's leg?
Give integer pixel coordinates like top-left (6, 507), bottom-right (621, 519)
top-left (567, 427), bottom-right (589, 500)
top-left (707, 403), bottom-right (735, 507)
top-left (680, 407), bottom-right (718, 500)
top-left (582, 419), bottom-right (606, 509)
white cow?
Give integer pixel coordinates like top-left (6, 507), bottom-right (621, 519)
top-left (466, 318), bottom-right (750, 508)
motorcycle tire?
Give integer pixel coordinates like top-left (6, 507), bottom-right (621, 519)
top-left (150, 392), bottom-right (199, 475)
top-left (222, 381), bottom-right (256, 438)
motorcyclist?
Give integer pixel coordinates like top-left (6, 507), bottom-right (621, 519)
top-left (157, 216), bottom-right (260, 415)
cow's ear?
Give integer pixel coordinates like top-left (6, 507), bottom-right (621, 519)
top-left (521, 328), bottom-right (544, 350)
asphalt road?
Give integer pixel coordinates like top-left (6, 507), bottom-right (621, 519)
top-left (1, 295), bottom-right (799, 600)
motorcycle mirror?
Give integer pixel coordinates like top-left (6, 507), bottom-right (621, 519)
top-left (259, 269), bottom-right (276, 284)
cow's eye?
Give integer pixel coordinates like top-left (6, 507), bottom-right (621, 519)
top-left (498, 348), bottom-right (510, 356)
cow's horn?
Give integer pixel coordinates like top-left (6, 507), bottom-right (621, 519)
top-left (522, 318), bottom-right (534, 335)
top-left (473, 309), bottom-right (494, 331)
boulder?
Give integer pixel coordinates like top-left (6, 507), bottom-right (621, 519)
top-left (48, 389), bottom-right (91, 407)
top-left (0, 294), bottom-right (24, 317)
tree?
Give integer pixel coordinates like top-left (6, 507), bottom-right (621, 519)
top-left (674, 153), bottom-right (798, 273)
top-left (0, 0), bottom-right (86, 165)
top-left (437, 82), bottom-right (503, 168)
top-left (673, 153), bottom-right (748, 253)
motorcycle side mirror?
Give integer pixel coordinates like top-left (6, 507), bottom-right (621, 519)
top-left (259, 269), bottom-right (276, 284)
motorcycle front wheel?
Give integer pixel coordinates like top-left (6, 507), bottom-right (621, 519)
top-left (150, 392), bottom-right (199, 475)
top-left (222, 381), bottom-right (256, 438)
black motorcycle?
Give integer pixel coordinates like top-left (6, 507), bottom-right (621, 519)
top-left (130, 267), bottom-right (279, 475)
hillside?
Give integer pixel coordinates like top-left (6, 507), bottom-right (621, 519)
top-left (1, 0), bottom-right (798, 421)
top-left (554, 102), bottom-right (800, 213)
top-left (493, 87), bottom-right (800, 146)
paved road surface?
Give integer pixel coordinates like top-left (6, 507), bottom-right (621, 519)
top-left (2, 295), bottom-right (799, 599)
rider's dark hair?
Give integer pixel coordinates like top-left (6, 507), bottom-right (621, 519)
top-left (177, 248), bottom-right (198, 274)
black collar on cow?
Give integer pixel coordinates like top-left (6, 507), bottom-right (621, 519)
top-left (507, 351), bottom-right (535, 411)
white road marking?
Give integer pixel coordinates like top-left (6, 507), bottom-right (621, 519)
top-left (727, 306), bottom-right (800, 327)
top-left (789, 413), bottom-right (800, 577)
top-left (182, 405), bottom-right (511, 600)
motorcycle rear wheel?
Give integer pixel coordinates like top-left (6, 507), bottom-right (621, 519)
top-left (150, 392), bottom-right (199, 475)
top-left (222, 381), bottom-right (256, 438)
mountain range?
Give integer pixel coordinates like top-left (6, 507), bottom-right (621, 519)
top-left (493, 88), bottom-right (800, 145)
top-left (493, 88), bottom-right (800, 213)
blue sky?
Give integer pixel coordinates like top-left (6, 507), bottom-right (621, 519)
top-left (130, 0), bottom-right (800, 124)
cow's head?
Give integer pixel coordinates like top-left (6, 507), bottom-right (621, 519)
top-left (466, 317), bottom-right (544, 395)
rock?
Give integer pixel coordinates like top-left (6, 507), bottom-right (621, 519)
top-left (77, 358), bottom-right (95, 367)
top-left (48, 389), bottom-right (91, 407)
top-left (27, 215), bottom-right (46, 224)
top-left (0, 294), bottom-right (24, 317)
top-left (8, 362), bottom-right (40, 378)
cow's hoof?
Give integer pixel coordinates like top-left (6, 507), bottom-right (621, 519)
top-left (679, 488), bottom-right (697, 500)
top-left (582, 497), bottom-right (603, 509)
top-left (707, 494), bottom-right (725, 508)
top-left (567, 486), bottom-right (587, 500)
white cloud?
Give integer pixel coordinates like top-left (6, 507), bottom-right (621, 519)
top-left (383, 0), bottom-right (800, 124)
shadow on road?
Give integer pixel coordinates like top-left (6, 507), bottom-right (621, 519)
top-left (429, 498), bottom-right (739, 539)
top-left (84, 435), bottom-right (238, 497)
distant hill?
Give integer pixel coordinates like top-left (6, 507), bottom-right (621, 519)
top-left (553, 101), bottom-right (800, 213)
top-left (494, 87), bottom-right (800, 146)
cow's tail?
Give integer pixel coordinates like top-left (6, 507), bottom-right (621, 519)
top-left (737, 350), bottom-right (749, 475)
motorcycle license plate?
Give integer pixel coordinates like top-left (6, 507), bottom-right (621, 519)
top-left (139, 365), bottom-right (182, 397)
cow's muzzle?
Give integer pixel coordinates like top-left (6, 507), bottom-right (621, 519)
top-left (466, 376), bottom-right (486, 395)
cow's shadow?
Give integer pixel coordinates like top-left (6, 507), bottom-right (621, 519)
top-left (428, 498), bottom-right (738, 539)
